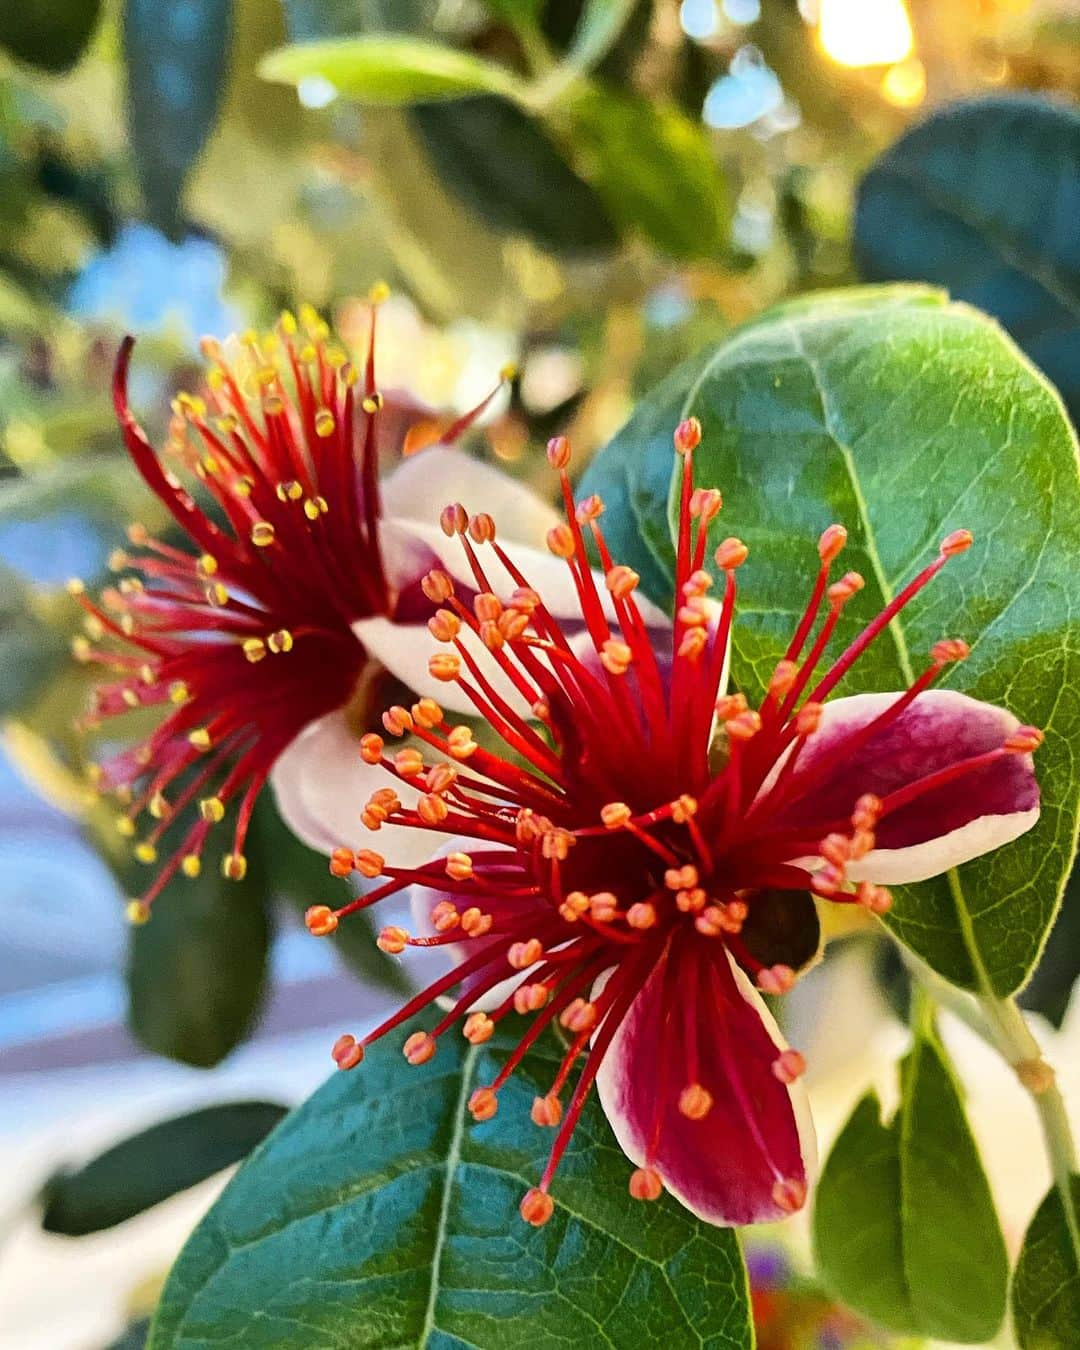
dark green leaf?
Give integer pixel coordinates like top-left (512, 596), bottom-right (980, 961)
top-left (0, 0), bottom-right (101, 73)
top-left (123, 0), bottom-right (233, 235)
top-left (125, 845), bottom-right (271, 1068)
top-left (1013, 1175), bottom-right (1080, 1350)
top-left (813, 1032), bottom-right (1007, 1341)
top-left (856, 95), bottom-right (1080, 423)
top-left (41, 1102), bottom-right (287, 1236)
top-left (260, 35), bottom-right (519, 103)
top-left (570, 85), bottom-right (729, 260)
top-left (582, 285), bottom-right (1080, 995)
top-left (149, 1014), bottom-right (753, 1348)
top-left (411, 95), bottom-right (618, 255)
top-left (1022, 862), bottom-right (1080, 1028)
top-left (106, 1319), bottom-right (151, 1350)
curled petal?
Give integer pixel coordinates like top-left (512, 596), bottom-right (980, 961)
top-left (595, 944), bottom-right (816, 1226)
top-left (766, 690), bottom-right (1040, 884)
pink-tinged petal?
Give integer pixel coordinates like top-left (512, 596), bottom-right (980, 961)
top-left (382, 446), bottom-right (561, 549)
top-left (270, 709), bottom-right (441, 865)
top-left (765, 690), bottom-right (1040, 884)
top-left (406, 839), bottom-right (547, 1011)
top-left (595, 944), bottom-right (816, 1226)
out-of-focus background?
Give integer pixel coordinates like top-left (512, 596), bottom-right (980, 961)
top-left (0, 2), bottom-right (1077, 1347)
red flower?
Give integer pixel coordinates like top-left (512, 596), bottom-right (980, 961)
top-left (309, 420), bottom-right (1043, 1227)
top-left (71, 302), bottom-right (531, 917)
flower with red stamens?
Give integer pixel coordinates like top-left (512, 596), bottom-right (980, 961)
top-left (72, 298), bottom-right (564, 918)
top-left (308, 422), bottom-right (1041, 1227)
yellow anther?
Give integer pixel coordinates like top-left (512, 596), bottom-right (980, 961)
top-left (199, 796), bottom-right (226, 824)
top-left (276, 480), bottom-right (303, 502)
top-left (197, 553), bottom-right (218, 577)
top-left (181, 854), bottom-right (202, 878)
top-left (315, 409), bottom-right (335, 437)
top-left (169, 680), bottom-right (190, 704)
top-left (361, 393), bottom-right (384, 414)
top-left (149, 792), bottom-right (170, 820)
top-left (65, 577), bottom-right (85, 596)
top-left (222, 852), bottom-right (247, 881)
top-left (188, 728), bottom-right (212, 751)
top-left (601, 802), bottom-right (632, 829)
top-left (304, 497), bottom-right (328, 520)
top-left (134, 841), bottom-right (158, 865)
top-left (205, 582), bottom-right (229, 607)
top-left (268, 629), bottom-right (293, 654)
top-left (125, 899), bottom-right (151, 926)
top-left (71, 635), bottom-right (92, 662)
top-left (250, 521), bottom-right (275, 547)
top-left (108, 548), bottom-right (130, 571)
top-left (115, 815), bottom-right (136, 838)
top-left (243, 637), bottom-right (267, 664)
top-left (279, 309), bottom-right (298, 335)
top-left (369, 280), bottom-right (390, 305)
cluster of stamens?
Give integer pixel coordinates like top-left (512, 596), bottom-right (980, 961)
top-left (305, 419), bottom-right (1042, 1225)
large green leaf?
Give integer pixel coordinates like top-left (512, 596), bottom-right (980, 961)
top-left (410, 96), bottom-right (618, 255)
top-left (570, 86), bottom-right (729, 261)
top-left (1013, 1175), bottom-right (1080, 1350)
top-left (149, 1014), bottom-right (753, 1348)
top-left (40, 1102), bottom-right (287, 1236)
top-left (580, 285), bottom-right (1080, 996)
top-left (813, 1031), bottom-right (1007, 1341)
top-left (125, 843), bottom-right (271, 1069)
top-left (1021, 862), bottom-right (1080, 1028)
top-left (259, 36), bottom-right (519, 103)
top-left (856, 95), bottom-right (1080, 424)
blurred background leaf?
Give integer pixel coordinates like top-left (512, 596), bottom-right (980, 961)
top-left (0, 0), bottom-right (102, 74)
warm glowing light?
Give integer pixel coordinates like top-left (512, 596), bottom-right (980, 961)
top-left (881, 57), bottom-right (926, 106)
top-left (818, 0), bottom-right (914, 68)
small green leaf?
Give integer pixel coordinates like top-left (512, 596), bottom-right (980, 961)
top-left (411, 95), bottom-right (618, 255)
top-left (856, 94), bottom-right (1080, 424)
top-left (124, 0), bottom-right (233, 235)
top-left (125, 846), bottom-right (271, 1069)
top-left (565, 0), bottom-right (638, 73)
top-left (581, 285), bottom-right (1080, 996)
top-left (40, 1102), bottom-right (287, 1236)
top-left (149, 1015), bottom-right (753, 1348)
top-left (570, 86), bottom-right (730, 260)
top-left (0, 0), bottom-right (101, 73)
top-left (813, 1032), bottom-right (1007, 1341)
top-left (1013, 1175), bottom-right (1080, 1350)
top-left (259, 36), bottom-right (520, 104)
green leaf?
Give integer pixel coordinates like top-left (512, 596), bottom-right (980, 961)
top-left (40, 1102), bottom-right (287, 1236)
top-left (0, 0), bottom-right (101, 73)
top-left (570, 85), bottom-right (730, 260)
top-left (1022, 862), bottom-right (1080, 1028)
top-left (565, 0), bottom-right (638, 74)
top-left (149, 1015), bottom-right (753, 1348)
top-left (123, 0), bottom-right (233, 235)
top-left (813, 1031), bottom-right (1007, 1341)
top-left (125, 845), bottom-right (271, 1069)
top-left (259, 36), bottom-right (520, 104)
top-left (1013, 1175), bottom-right (1080, 1350)
top-left (411, 95), bottom-right (618, 255)
top-left (581, 284), bottom-right (1080, 995)
top-left (856, 94), bottom-right (1080, 425)
top-left (0, 564), bottom-right (68, 719)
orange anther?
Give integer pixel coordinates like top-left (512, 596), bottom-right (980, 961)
top-left (463, 1012), bottom-right (494, 1044)
top-left (560, 998), bottom-right (597, 1033)
top-left (1005, 725), bottom-right (1044, 753)
top-left (589, 892), bottom-right (618, 923)
top-left (796, 702), bottom-right (823, 736)
top-left (828, 571), bottom-right (865, 606)
top-left (605, 565), bottom-right (640, 600)
top-left (855, 881), bottom-right (893, 914)
top-left (446, 852), bottom-right (473, 881)
top-left (546, 524), bottom-right (575, 558)
top-left (758, 964), bottom-right (796, 995)
top-left (546, 435), bottom-right (571, 470)
top-left (852, 793), bottom-right (882, 830)
top-left (394, 748), bottom-right (425, 777)
top-left (474, 592), bottom-right (502, 622)
top-left (558, 890), bottom-right (590, 923)
top-left (306, 905), bottom-right (339, 936)
top-left (359, 733), bottom-right (384, 764)
top-left (427, 763), bottom-right (457, 795)
top-left (629, 1167), bottom-right (664, 1200)
top-left (447, 725), bottom-right (478, 758)
top-left (715, 537), bottom-right (748, 570)
top-left (772, 1049), bottom-right (807, 1084)
top-left (383, 705), bottom-right (414, 737)
top-left (508, 938), bottom-right (543, 970)
top-left (690, 487), bottom-right (722, 522)
top-left (771, 1177), bottom-right (807, 1213)
top-left (941, 528), bottom-right (973, 557)
top-left (468, 1086), bottom-right (498, 1121)
top-left (600, 639), bottom-right (633, 675)
top-left (818, 524), bottom-right (847, 565)
top-left (678, 1083), bottom-right (713, 1120)
top-left (428, 610), bottom-right (460, 642)
top-left (469, 512), bottom-right (496, 543)
top-left (377, 925), bottom-right (409, 954)
top-left (626, 902), bottom-right (657, 930)
top-left (355, 849), bottom-right (384, 879)
top-left (413, 698), bottom-right (444, 729)
top-left (498, 609), bottom-right (530, 641)
top-left (531, 1093), bottom-right (562, 1127)
top-left (931, 637), bottom-right (969, 665)
top-left (432, 901), bottom-right (460, 932)
top-left (665, 864), bottom-right (699, 891)
top-left (768, 660), bottom-right (798, 698)
top-left (811, 864), bottom-right (845, 897)
top-left (460, 908), bottom-right (493, 937)
top-left (601, 801), bottom-right (632, 829)
top-left (514, 983), bottom-right (549, 1014)
top-left (329, 847), bottom-right (355, 878)
top-left (429, 652), bottom-right (461, 682)
top-left (403, 1030), bottom-right (436, 1065)
top-left (422, 569), bottom-right (455, 603)
top-left (820, 833), bottom-right (851, 867)
top-left (331, 1034), bottom-right (363, 1071)
top-left (418, 793), bottom-right (450, 825)
top-left (440, 502), bottom-right (468, 536)
top-left (714, 693), bottom-right (747, 720)
top-left (671, 794), bottom-right (698, 822)
top-left (676, 887), bottom-right (706, 914)
top-left (673, 417), bottom-right (701, 455)
top-left (510, 585), bottom-right (541, 613)
top-left (678, 628), bottom-right (707, 661)
top-left (520, 1188), bottom-right (554, 1226)
top-left (726, 710), bottom-right (762, 741)
top-left (576, 494), bottom-right (604, 524)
